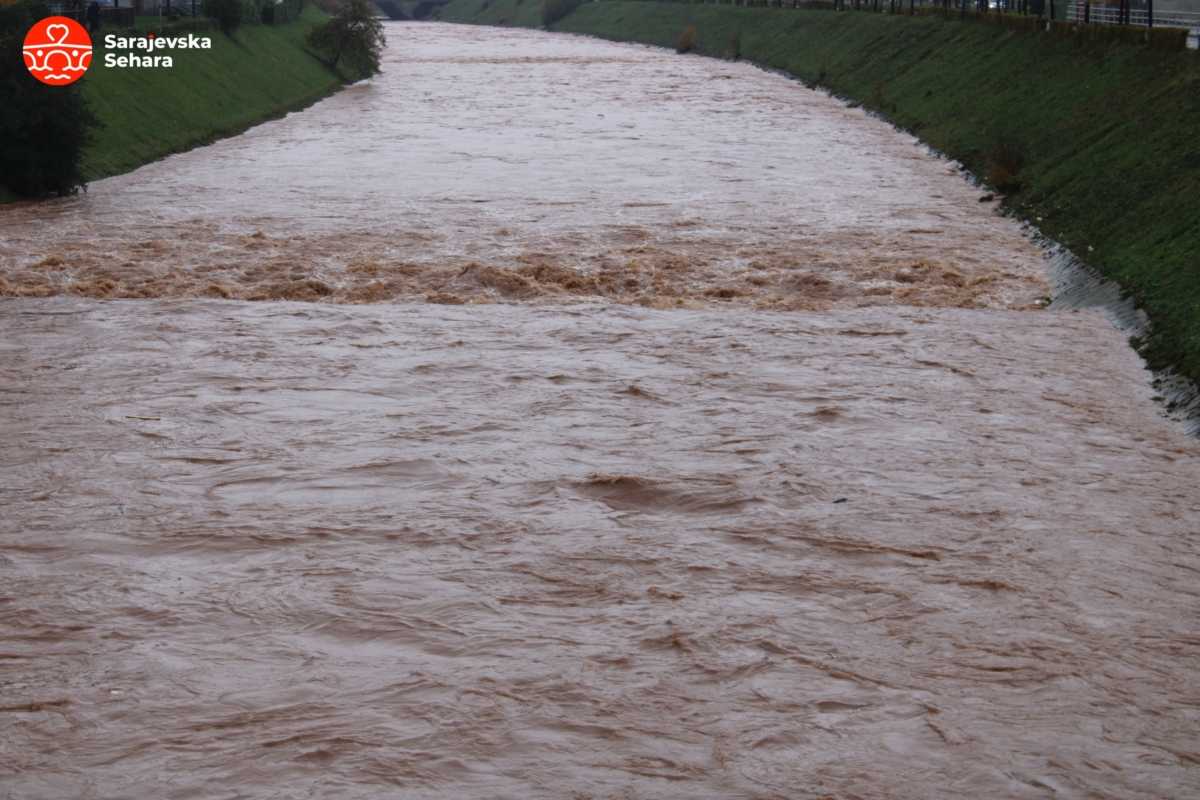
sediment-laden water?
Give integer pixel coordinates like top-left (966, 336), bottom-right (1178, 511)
top-left (0, 24), bottom-right (1047, 309)
top-left (1, 22), bottom-right (1198, 800)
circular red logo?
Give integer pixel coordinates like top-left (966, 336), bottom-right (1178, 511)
top-left (23, 16), bottom-right (92, 87)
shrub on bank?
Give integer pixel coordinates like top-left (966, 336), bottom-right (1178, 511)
top-left (0, 0), bottom-right (97, 198)
top-left (676, 23), bottom-right (697, 52)
top-left (307, 0), bottom-right (386, 78)
top-left (986, 140), bottom-right (1026, 194)
top-left (542, 0), bottom-right (581, 26)
top-left (725, 27), bottom-right (741, 59)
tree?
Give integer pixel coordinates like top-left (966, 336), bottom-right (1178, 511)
top-left (202, 0), bottom-right (242, 36)
top-left (0, 0), bottom-right (98, 198)
top-left (307, 0), bottom-right (385, 80)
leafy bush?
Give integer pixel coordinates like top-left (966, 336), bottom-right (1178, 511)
top-left (0, 0), bottom-right (97, 198)
top-left (676, 23), bottom-right (697, 53)
top-left (726, 28), bottom-right (741, 60)
top-left (202, 0), bottom-right (242, 35)
top-left (541, 0), bottom-right (580, 26)
top-left (870, 81), bottom-right (882, 107)
top-left (307, 0), bottom-right (386, 79)
top-left (986, 140), bottom-right (1026, 193)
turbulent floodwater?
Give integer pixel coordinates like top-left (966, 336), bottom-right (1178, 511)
top-left (2, 22), bottom-right (1199, 800)
top-left (0, 24), bottom-right (1048, 309)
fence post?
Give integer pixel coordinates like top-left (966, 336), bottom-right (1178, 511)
top-left (1147, 0), bottom-right (1152, 26)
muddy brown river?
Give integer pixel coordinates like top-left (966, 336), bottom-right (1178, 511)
top-left (2, 22), bottom-right (1199, 800)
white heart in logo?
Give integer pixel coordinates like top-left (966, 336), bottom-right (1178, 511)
top-left (45, 23), bottom-right (71, 45)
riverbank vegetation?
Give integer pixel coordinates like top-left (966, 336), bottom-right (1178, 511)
top-left (441, 0), bottom-right (1200, 388)
top-left (542, 0), bottom-right (583, 26)
top-left (82, 5), bottom-right (346, 181)
top-left (307, 0), bottom-right (386, 77)
top-left (1, 3), bottom-right (345, 198)
top-left (0, 1), bottom-right (97, 197)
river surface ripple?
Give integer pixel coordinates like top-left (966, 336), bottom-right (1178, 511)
top-left (0, 23), bottom-right (1048, 309)
top-left (1, 22), bottom-right (1199, 800)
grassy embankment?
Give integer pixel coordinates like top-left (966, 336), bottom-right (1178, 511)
top-left (441, 0), bottom-right (544, 26)
top-left (440, 0), bottom-right (1200, 387)
top-left (79, 5), bottom-right (342, 180)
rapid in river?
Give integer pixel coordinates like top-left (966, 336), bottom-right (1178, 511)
top-left (1, 22), bottom-right (1198, 800)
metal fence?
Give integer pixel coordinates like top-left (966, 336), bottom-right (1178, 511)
top-left (675, 0), bottom-right (1199, 48)
top-left (1064, 1), bottom-right (1200, 43)
top-left (46, 4), bottom-right (137, 25)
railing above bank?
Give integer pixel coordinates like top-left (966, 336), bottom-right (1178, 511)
top-left (628, 0), bottom-right (1199, 50)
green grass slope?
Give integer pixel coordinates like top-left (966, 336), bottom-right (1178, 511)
top-left (441, 0), bottom-right (1200, 387)
top-left (438, 0), bottom-right (544, 27)
top-left (80, 7), bottom-right (342, 180)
